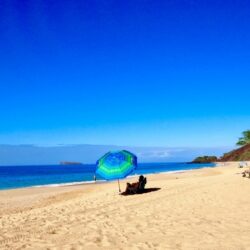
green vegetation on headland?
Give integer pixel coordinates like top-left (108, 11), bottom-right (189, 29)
top-left (236, 130), bottom-right (250, 146)
top-left (192, 130), bottom-right (250, 163)
top-left (220, 130), bottom-right (250, 161)
top-left (191, 156), bottom-right (218, 163)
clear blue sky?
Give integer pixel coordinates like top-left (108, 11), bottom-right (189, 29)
top-left (0, 0), bottom-right (250, 147)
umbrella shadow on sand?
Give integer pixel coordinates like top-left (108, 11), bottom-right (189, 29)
top-left (120, 188), bottom-right (161, 196)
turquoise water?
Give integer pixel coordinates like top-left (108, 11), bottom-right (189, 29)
top-left (0, 162), bottom-right (215, 190)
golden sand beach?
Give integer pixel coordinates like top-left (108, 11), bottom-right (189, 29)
top-left (0, 162), bottom-right (250, 250)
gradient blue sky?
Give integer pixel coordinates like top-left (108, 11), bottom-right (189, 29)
top-left (0, 0), bottom-right (250, 147)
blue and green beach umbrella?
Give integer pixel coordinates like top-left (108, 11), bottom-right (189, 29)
top-left (96, 150), bottom-right (137, 192)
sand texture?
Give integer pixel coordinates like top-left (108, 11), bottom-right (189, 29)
top-left (0, 162), bottom-right (250, 250)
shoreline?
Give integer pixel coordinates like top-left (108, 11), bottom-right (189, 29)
top-left (0, 162), bottom-right (217, 192)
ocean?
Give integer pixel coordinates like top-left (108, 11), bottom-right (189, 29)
top-left (0, 162), bottom-right (215, 190)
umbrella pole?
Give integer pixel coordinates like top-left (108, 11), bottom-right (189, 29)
top-left (118, 179), bottom-right (121, 193)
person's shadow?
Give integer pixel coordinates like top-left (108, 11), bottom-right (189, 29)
top-left (121, 188), bottom-right (161, 196)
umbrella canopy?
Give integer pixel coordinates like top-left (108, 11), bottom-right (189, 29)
top-left (96, 150), bottom-right (137, 180)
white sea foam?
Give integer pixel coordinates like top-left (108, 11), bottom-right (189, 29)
top-left (151, 166), bottom-right (213, 175)
top-left (32, 180), bottom-right (105, 188)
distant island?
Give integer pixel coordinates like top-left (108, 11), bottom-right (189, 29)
top-left (60, 161), bottom-right (84, 165)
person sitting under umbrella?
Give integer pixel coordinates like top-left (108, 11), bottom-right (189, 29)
top-left (125, 175), bottom-right (147, 194)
